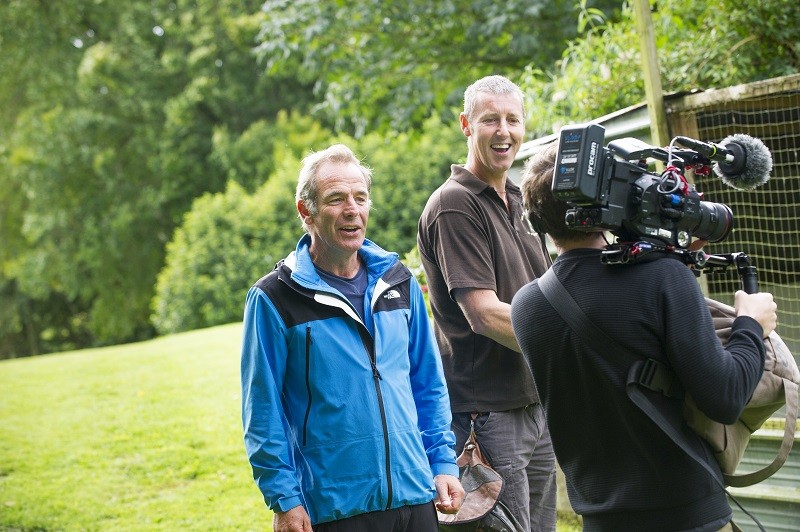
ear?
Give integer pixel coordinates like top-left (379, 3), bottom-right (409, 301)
top-left (297, 200), bottom-right (312, 224)
top-left (459, 113), bottom-right (471, 137)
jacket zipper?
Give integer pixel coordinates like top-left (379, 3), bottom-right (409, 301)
top-left (303, 316), bottom-right (394, 508)
top-left (291, 269), bottom-right (402, 509)
top-left (369, 343), bottom-right (393, 510)
top-left (356, 319), bottom-right (393, 510)
top-left (302, 326), bottom-right (312, 446)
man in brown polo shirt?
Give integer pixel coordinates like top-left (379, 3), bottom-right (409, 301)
top-left (417, 75), bottom-right (556, 531)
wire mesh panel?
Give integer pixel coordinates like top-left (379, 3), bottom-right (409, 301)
top-left (668, 76), bottom-right (800, 356)
top-left (668, 74), bottom-right (800, 532)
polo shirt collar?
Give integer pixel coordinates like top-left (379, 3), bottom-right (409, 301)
top-left (450, 164), bottom-right (522, 198)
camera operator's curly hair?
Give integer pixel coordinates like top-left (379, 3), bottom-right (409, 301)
top-left (520, 142), bottom-right (587, 245)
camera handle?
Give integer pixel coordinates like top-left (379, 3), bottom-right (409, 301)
top-left (691, 251), bottom-right (759, 294)
top-left (736, 255), bottom-right (759, 295)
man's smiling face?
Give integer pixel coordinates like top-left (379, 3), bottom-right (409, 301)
top-left (461, 91), bottom-right (525, 183)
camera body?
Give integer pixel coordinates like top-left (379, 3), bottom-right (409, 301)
top-left (553, 123), bottom-right (733, 249)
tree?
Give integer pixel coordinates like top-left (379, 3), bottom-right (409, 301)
top-left (519, 0), bottom-right (800, 137)
top-left (0, 1), bottom-right (98, 357)
top-left (255, 0), bottom-right (621, 135)
top-left (0, 0), bottom-right (316, 356)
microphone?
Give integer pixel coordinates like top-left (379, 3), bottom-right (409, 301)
top-left (674, 134), bottom-right (773, 190)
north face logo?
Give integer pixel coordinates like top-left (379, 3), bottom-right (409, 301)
top-left (383, 289), bottom-right (400, 300)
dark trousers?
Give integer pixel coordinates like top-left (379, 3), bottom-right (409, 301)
top-left (313, 502), bottom-right (438, 532)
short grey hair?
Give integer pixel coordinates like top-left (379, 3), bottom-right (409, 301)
top-left (295, 144), bottom-right (372, 231)
top-left (463, 75), bottom-right (526, 121)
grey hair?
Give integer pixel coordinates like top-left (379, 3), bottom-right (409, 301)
top-left (463, 75), bottom-right (526, 121)
top-left (295, 144), bottom-right (372, 231)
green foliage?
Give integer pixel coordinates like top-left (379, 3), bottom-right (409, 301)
top-left (153, 183), bottom-right (248, 334)
top-left (0, 2), bottom-right (86, 130)
top-left (151, 173), bottom-right (300, 335)
top-left (520, 0), bottom-right (800, 137)
top-left (210, 111), bottom-right (332, 193)
top-left (659, 0), bottom-right (800, 86)
top-left (255, 0), bottom-right (620, 135)
top-left (5, 34), bottom-right (178, 343)
top-left (0, 1), bottom-right (316, 356)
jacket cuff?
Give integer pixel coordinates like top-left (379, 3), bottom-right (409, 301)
top-left (431, 462), bottom-right (460, 478)
top-left (273, 495), bottom-right (303, 513)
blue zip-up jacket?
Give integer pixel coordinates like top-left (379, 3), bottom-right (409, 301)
top-left (241, 235), bottom-right (458, 525)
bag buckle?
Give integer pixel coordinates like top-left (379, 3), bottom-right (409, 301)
top-left (638, 358), bottom-right (682, 398)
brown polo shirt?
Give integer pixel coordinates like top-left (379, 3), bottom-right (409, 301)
top-left (418, 165), bottom-right (551, 413)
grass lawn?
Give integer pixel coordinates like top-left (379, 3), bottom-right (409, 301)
top-left (0, 323), bottom-right (270, 531)
top-left (0, 323), bottom-right (581, 531)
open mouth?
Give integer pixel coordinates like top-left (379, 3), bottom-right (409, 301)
top-left (340, 226), bottom-right (360, 234)
top-left (491, 143), bottom-right (511, 154)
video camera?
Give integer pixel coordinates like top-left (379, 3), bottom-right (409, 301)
top-left (553, 123), bottom-right (732, 250)
top-left (551, 123), bottom-right (774, 291)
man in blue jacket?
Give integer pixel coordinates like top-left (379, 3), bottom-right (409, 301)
top-left (241, 143), bottom-right (464, 532)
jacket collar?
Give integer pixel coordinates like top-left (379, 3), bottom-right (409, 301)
top-left (284, 234), bottom-right (406, 290)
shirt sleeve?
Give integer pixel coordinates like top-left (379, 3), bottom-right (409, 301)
top-left (661, 266), bottom-right (765, 424)
top-left (405, 278), bottom-right (459, 477)
top-left (425, 189), bottom-right (499, 297)
top-left (240, 286), bottom-right (304, 512)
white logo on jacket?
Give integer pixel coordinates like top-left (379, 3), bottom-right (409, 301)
top-left (383, 289), bottom-right (400, 300)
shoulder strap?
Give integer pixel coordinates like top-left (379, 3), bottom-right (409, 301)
top-left (537, 268), bottom-right (633, 365)
top-left (538, 269), bottom-right (680, 396)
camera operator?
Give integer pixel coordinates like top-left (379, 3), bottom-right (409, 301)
top-left (510, 143), bottom-right (777, 532)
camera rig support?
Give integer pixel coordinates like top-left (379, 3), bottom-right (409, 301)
top-left (601, 241), bottom-right (759, 294)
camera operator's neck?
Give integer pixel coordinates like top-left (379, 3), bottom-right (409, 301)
top-left (555, 233), bottom-right (607, 255)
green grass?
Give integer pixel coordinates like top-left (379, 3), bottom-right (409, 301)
top-left (0, 323), bottom-right (269, 531)
top-left (0, 323), bottom-right (582, 531)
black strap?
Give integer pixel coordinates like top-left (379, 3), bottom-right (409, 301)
top-left (537, 268), bottom-right (766, 531)
top-left (538, 269), bottom-right (680, 397)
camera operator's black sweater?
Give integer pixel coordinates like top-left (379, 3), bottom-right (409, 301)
top-left (511, 248), bottom-right (765, 532)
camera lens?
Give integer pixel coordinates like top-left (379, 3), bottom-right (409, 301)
top-left (694, 201), bottom-right (733, 242)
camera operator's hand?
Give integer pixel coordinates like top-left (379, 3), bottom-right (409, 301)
top-left (734, 290), bottom-right (777, 338)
